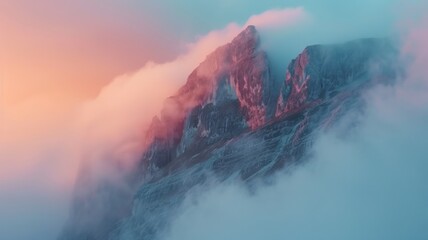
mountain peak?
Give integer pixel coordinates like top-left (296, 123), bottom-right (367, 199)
top-left (245, 24), bottom-right (256, 32)
top-left (232, 25), bottom-right (258, 43)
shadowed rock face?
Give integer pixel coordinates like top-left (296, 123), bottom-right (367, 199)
top-left (60, 26), bottom-right (399, 240)
top-left (276, 38), bottom-right (398, 116)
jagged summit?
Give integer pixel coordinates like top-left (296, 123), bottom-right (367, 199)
top-left (229, 25), bottom-right (259, 57)
top-left (238, 25), bottom-right (257, 38)
top-left (142, 25), bottom-right (273, 171)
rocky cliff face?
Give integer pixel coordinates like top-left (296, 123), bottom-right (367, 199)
top-left (60, 26), bottom-right (399, 240)
top-left (142, 25), bottom-right (272, 174)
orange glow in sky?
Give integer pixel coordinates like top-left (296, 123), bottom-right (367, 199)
top-left (0, 0), bottom-right (180, 189)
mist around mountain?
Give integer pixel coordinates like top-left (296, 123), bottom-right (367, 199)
top-left (59, 20), bottom-right (428, 240)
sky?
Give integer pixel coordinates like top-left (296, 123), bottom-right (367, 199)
top-left (0, 0), bottom-right (427, 239)
top-left (0, 0), bottom-right (400, 104)
top-left (0, 0), bottom-right (297, 104)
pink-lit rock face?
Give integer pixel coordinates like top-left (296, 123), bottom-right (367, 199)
top-left (143, 26), bottom-right (271, 170)
top-left (229, 26), bottom-right (270, 129)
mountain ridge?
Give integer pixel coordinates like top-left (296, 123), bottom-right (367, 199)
top-left (60, 26), bottom-right (399, 240)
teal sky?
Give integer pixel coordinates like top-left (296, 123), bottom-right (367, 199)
top-left (136, 0), bottom-right (400, 44)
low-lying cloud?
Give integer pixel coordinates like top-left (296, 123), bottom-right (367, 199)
top-left (161, 16), bottom-right (428, 240)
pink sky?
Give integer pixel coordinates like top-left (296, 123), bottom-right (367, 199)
top-left (0, 0), bottom-right (179, 105)
top-left (0, 2), bottom-right (308, 190)
top-left (0, 0), bottom-right (180, 186)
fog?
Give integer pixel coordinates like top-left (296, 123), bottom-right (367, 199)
top-left (162, 14), bottom-right (428, 240)
top-left (1, 1), bottom-right (427, 239)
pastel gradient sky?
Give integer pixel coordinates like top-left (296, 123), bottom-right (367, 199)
top-left (0, 0), bottom-right (401, 103)
top-left (0, 0), bottom-right (427, 239)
